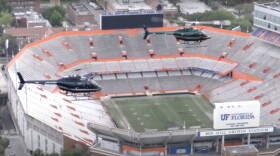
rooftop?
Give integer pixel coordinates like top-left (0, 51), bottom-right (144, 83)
top-left (5, 27), bottom-right (64, 38)
top-left (224, 145), bottom-right (259, 154)
top-left (111, 0), bottom-right (152, 12)
top-left (69, 2), bottom-right (94, 15)
top-left (257, 1), bottom-right (280, 12)
top-left (179, 0), bottom-right (211, 14)
top-left (14, 11), bottom-right (46, 22)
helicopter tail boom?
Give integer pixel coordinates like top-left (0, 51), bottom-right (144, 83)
top-left (143, 25), bottom-right (149, 40)
top-left (17, 72), bottom-right (25, 90)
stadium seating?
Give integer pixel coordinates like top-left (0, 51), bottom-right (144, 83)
top-left (252, 27), bottom-right (280, 46)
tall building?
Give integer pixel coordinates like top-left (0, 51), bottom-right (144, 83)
top-left (9, 0), bottom-right (41, 13)
top-left (252, 1), bottom-right (280, 46)
top-left (66, 2), bottom-right (95, 28)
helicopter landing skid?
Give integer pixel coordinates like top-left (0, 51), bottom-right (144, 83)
top-left (181, 41), bottom-right (207, 48)
top-left (66, 92), bottom-right (96, 101)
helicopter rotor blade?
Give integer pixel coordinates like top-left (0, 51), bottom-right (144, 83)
top-left (84, 72), bottom-right (96, 79)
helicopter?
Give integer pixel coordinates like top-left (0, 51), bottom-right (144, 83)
top-left (143, 25), bottom-right (210, 46)
top-left (17, 72), bottom-right (102, 94)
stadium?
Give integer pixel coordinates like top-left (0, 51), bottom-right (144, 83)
top-left (5, 21), bottom-right (280, 156)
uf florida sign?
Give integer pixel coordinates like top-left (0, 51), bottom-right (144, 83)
top-left (213, 101), bottom-right (260, 130)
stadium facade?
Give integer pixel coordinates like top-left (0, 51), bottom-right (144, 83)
top-left (253, 1), bottom-right (280, 45)
top-left (6, 26), bottom-right (280, 156)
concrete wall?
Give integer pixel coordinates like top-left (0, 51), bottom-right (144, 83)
top-left (7, 74), bottom-right (63, 155)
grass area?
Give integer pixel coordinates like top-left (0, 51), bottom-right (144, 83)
top-left (103, 94), bottom-right (213, 132)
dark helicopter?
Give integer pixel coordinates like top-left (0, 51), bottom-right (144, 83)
top-left (17, 72), bottom-right (102, 93)
top-left (143, 25), bottom-right (210, 45)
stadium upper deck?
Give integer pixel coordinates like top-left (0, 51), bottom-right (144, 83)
top-left (6, 26), bottom-right (280, 149)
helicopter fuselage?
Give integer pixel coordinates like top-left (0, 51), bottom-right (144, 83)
top-left (17, 73), bottom-right (102, 93)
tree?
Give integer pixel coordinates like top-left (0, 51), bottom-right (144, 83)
top-left (235, 4), bottom-right (244, 16)
top-left (0, 0), bottom-right (11, 13)
top-left (0, 137), bottom-right (9, 148)
top-left (0, 12), bottom-right (14, 27)
top-left (242, 3), bottom-right (254, 14)
top-left (235, 3), bottom-right (254, 16)
top-left (45, 153), bottom-right (59, 156)
top-left (230, 18), bottom-right (252, 32)
top-left (244, 13), bottom-right (253, 24)
top-left (62, 148), bottom-right (90, 156)
top-left (0, 145), bottom-right (4, 154)
top-left (42, 6), bottom-right (66, 27)
top-left (0, 25), bottom-right (3, 36)
top-left (187, 10), bottom-right (236, 21)
top-left (0, 34), bottom-right (19, 56)
top-left (49, 11), bottom-right (63, 27)
top-left (33, 149), bottom-right (44, 156)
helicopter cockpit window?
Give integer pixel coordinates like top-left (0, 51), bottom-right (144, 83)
top-left (201, 30), bottom-right (207, 36)
top-left (80, 77), bottom-right (86, 81)
top-left (91, 80), bottom-right (101, 88)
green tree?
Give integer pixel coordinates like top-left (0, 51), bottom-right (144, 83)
top-left (46, 153), bottom-right (59, 156)
top-left (244, 13), bottom-right (253, 24)
top-left (0, 34), bottom-right (19, 56)
top-left (50, 10), bottom-right (63, 27)
top-left (242, 3), bottom-right (254, 14)
top-left (230, 18), bottom-right (252, 32)
top-left (62, 148), bottom-right (90, 156)
top-left (187, 10), bottom-right (236, 21)
top-left (235, 4), bottom-right (244, 16)
top-left (0, 145), bottom-right (4, 154)
top-left (0, 25), bottom-right (3, 36)
top-left (0, 0), bottom-right (11, 13)
top-left (0, 12), bottom-right (14, 27)
top-left (42, 6), bottom-right (66, 26)
top-left (33, 149), bottom-right (44, 156)
top-left (235, 3), bottom-right (254, 16)
top-left (42, 6), bottom-right (65, 27)
top-left (0, 137), bottom-right (9, 148)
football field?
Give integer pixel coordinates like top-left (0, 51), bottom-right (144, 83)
top-left (103, 94), bottom-right (213, 132)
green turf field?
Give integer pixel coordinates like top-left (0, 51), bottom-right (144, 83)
top-left (103, 94), bottom-right (213, 132)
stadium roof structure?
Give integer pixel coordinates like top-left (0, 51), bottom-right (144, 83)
top-left (7, 26), bottom-right (280, 145)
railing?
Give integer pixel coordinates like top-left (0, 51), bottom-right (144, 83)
top-left (90, 146), bottom-right (125, 156)
top-left (259, 148), bottom-right (280, 156)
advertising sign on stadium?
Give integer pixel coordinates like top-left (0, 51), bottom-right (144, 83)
top-left (199, 127), bottom-right (274, 137)
top-left (213, 101), bottom-right (260, 130)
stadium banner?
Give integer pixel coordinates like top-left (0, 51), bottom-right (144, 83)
top-left (213, 101), bottom-right (261, 129)
top-left (100, 11), bottom-right (163, 30)
top-left (199, 127), bottom-right (274, 137)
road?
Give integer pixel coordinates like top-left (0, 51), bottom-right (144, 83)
top-left (2, 105), bottom-right (28, 156)
top-left (5, 135), bottom-right (28, 156)
top-left (1, 106), bottom-right (15, 131)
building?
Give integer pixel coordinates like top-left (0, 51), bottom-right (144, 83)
top-left (13, 11), bottom-right (50, 28)
top-left (145, 0), bottom-right (160, 10)
top-left (178, 0), bottom-right (211, 15)
top-left (97, 0), bottom-right (152, 12)
top-left (66, 2), bottom-right (95, 28)
top-left (160, 0), bottom-right (178, 18)
top-left (4, 27), bottom-right (63, 44)
top-left (252, 1), bottom-right (280, 46)
top-left (9, 0), bottom-right (40, 13)
top-left (222, 145), bottom-right (259, 156)
top-left (50, 0), bottom-right (60, 6)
